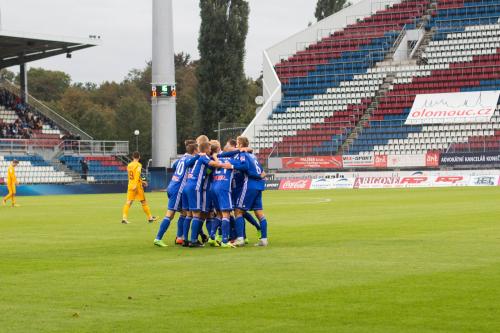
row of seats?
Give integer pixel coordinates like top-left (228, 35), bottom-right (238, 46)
top-left (0, 155), bottom-right (72, 184)
top-left (60, 155), bottom-right (128, 183)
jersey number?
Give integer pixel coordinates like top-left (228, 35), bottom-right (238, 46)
top-left (129, 171), bottom-right (134, 180)
top-left (176, 161), bottom-right (185, 176)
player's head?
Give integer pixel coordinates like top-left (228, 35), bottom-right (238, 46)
top-left (132, 151), bottom-right (140, 161)
top-left (199, 141), bottom-right (211, 154)
top-left (12, 159), bottom-right (19, 167)
top-left (186, 143), bottom-right (198, 155)
top-left (196, 135), bottom-right (209, 145)
top-left (224, 139), bottom-right (237, 152)
top-left (236, 136), bottom-right (249, 148)
top-left (209, 140), bottom-right (221, 154)
top-left (184, 139), bottom-right (196, 147)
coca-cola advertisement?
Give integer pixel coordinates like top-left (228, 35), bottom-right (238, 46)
top-left (278, 179), bottom-right (312, 190)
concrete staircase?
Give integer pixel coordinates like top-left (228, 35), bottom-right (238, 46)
top-left (49, 157), bottom-right (86, 184)
top-left (337, 73), bottom-right (396, 155)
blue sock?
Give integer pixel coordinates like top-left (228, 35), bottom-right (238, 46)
top-left (155, 217), bottom-right (171, 240)
top-left (235, 216), bottom-right (245, 239)
top-left (221, 218), bottom-right (230, 244)
top-left (183, 217), bottom-right (192, 241)
top-left (176, 215), bottom-right (185, 238)
top-left (206, 218), bottom-right (213, 237)
top-left (244, 211), bottom-right (261, 230)
top-left (229, 216), bottom-right (237, 240)
top-left (260, 217), bottom-right (268, 239)
top-left (210, 218), bottom-right (221, 240)
top-left (190, 218), bottom-right (201, 243)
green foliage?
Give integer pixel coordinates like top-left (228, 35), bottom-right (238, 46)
top-left (197, 0), bottom-right (250, 136)
top-left (0, 68), bottom-right (15, 82)
top-left (19, 67), bottom-right (71, 101)
top-left (315, 0), bottom-right (350, 21)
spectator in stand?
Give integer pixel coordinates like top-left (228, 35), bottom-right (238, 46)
top-left (80, 159), bottom-right (89, 180)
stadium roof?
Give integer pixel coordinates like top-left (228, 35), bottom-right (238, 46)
top-left (0, 30), bottom-right (99, 68)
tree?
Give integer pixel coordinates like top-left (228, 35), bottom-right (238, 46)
top-left (197, 0), bottom-right (249, 136)
top-left (315, 0), bottom-right (349, 21)
top-left (19, 67), bottom-right (71, 101)
top-left (0, 68), bottom-right (15, 82)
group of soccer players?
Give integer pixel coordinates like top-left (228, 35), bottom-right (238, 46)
top-left (122, 135), bottom-right (269, 248)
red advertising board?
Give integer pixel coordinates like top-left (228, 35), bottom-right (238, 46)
top-left (278, 179), bottom-right (312, 190)
top-left (282, 156), bottom-right (342, 169)
top-left (374, 155), bottom-right (388, 168)
top-left (426, 152), bottom-right (440, 167)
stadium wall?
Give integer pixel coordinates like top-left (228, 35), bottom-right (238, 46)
top-left (0, 184), bottom-right (129, 196)
top-left (243, 0), bottom-right (403, 142)
top-left (266, 170), bottom-right (500, 190)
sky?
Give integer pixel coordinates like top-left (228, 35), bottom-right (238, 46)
top-left (0, 0), bottom-right (319, 84)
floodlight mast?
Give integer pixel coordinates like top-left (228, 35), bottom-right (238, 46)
top-left (151, 0), bottom-right (177, 168)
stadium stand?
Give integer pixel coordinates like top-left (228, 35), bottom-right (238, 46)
top-left (251, 0), bottom-right (500, 164)
top-left (60, 155), bottom-right (128, 183)
top-left (0, 155), bottom-right (72, 184)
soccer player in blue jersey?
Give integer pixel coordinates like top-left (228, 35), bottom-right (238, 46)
top-left (224, 139), bottom-right (262, 241)
top-left (153, 142), bottom-right (199, 247)
top-left (232, 136), bottom-right (268, 247)
top-left (184, 141), bottom-right (232, 247)
top-left (205, 140), bottom-right (249, 248)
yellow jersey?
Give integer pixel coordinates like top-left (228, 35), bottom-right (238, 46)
top-left (7, 165), bottom-right (17, 186)
top-left (127, 161), bottom-right (143, 191)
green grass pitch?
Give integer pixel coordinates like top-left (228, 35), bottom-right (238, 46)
top-left (1, 187), bottom-right (500, 332)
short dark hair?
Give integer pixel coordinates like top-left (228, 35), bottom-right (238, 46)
top-left (184, 139), bottom-right (196, 147)
top-left (226, 139), bottom-right (237, 147)
top-left (186, 143), bottom-right (198, 155)
top-left (12, 159), bottom-right (19, 165)
top-left (132, 151), bottom-right (140, 159)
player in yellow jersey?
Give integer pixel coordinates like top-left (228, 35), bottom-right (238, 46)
top-left (2, 159), bottom-right (20, 207)
top-left (121, 151), bottom-right (157, 224)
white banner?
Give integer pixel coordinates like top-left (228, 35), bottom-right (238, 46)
top-left (387, 154), bottom-right (426, 167)
top-left (406, 91), bottom-right (500, 125)
top-left (342, 155), bottom-right (374, 168)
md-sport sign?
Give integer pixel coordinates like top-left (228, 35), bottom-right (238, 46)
top-left (405, 91), bottom-right (500, 125)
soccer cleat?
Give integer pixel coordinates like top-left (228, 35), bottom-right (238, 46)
top-left (148, 216), bottom-right (158, 223)
top-left (215, 234), bottom-right (222, 243)
top-left (154, 239), bottom-right (168, 247)
top-left (207, 239), bottom-right (220, 247)
top-left (220, 242), bottom-right (235, 248)
top-left (233, 238), bottom-right (245, 247)
top-left (200, 233), bottom-right (209, 244)
top-left (121, 219), bottom-right (130, 224)
top-left (255, 238), bottom-right (268, 247)
top-left (189, 241), bottom-right (205, 248)
top-left (182, 240), bottom-right (190, 247)
top-left (175, 237), bottom-right (184, 245)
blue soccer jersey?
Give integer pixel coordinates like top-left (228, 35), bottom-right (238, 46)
top-left (186, 155), bottom-right (211, 189)
top-left (184, 154), bottom-right (212, 211)
top-left (233, 152), bottom-right (265, 211)
top-left (167, 154), bottom-right (199, 211)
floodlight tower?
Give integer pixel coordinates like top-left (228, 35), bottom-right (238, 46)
top-left (151, 0), bottom-right (177, 167)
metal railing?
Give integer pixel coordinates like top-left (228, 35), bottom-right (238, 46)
top-left (60, 140), bottom-right (129, 156)
top-left (0, 79), bottom-right (93, 140)
top-left (0, 138), bottom-right (60, 153)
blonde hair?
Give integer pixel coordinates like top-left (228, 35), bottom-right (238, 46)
top-left (209, 140), bottom-right (221, 154)
top-left (237, 136), bottom-right (249, 148)
top-left (196, 135), bottom-right (209, 145)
